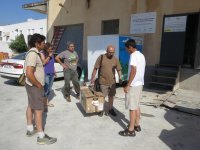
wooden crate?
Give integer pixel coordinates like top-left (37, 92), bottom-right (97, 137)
top-left (80, 87), bottom-right (105, 113)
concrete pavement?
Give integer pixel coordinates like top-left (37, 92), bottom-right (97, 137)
top-left (0, 77), bottom-right (200, 150)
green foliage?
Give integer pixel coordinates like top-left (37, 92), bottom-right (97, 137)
top-left (9, 34), bottom-right (27, 53)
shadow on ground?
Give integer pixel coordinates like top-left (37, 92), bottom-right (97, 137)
top-left (4, 79), bottom-right (20, 86)
top-left (108, 106), bottom-right (129, 129)
top-left (76, 100), bottom-right (130, 129)
top-left (159, 108), bottom-right (200, 150)
top-left (76, 102), bottom-right (99, 117)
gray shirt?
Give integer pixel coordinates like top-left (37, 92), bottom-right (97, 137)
top-left (58, 50), bottom-right (79, 71)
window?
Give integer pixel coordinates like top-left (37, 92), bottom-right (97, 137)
top-left (6, 36), bottom-right (9, 41)
top-left (15, 29), bottom-right (18, 37)
top-left (102, 19), bottom-right (119, 35)
top-left (28, 29), bottom-right (30, 34)
top-left (27, 35), bottom-right (32, 44)
top-left (40, 28), bottom-right (43, 34)
top-left (0, 31), bottom-right (2, 41)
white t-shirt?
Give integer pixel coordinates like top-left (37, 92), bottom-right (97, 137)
top-left (128, 51), bottom-right (146, 86)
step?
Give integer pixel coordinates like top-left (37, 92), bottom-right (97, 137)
top-left (53, 41), bottom-right (58, 44)
top-left (54, 32), bottom-right (63, 36)
top-left (150, 82), bottom-right (173, 91)
top-left (152, 78), bottom-right (175, 85)
top-left (54, 38), bottom-right (61, 41)
top-left (155, 65), bottom-right (180, 73)
top-left (156, 64), bottom-right (180, 68)
top-left (152, 75), bottom-right (177, 79)
top-left (151, 81), bottom-right (174, 87)
top-left (58, 31), bottom-right (64, 34)
top-left (153, 72), bottom-right (177, 78)
top-left (154, 68), bottom-right (178, 72)
top-left (57, 35), bottom-right (62, 38)
top-left (153, 70), bottom-right (177, 77)
top-left (59, 28), bottom-right (65, 31)
top-left (55, 28), bottom-right (64, 31)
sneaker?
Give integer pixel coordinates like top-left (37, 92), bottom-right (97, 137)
top-left (44, 106), bottom-right (48, 112)
top-left (98, 111), bottom-right (104, 117)
top-left (104, 111), bottom-right (108, 116)
top-left (37, 134), bottom-right (57, 145)
top-left (76, 94), bottom-right (80, 100)
top-left (66, 96), bottom-right (71, 102)
top-left (26, 128), bottom-right (37, 137)
top-left (109, 109), bottom-right (117, 116)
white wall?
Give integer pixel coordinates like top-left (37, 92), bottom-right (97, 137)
top-left (0, 26), bottom-right (3, 41)
top-left (0, 42), bottom-right (12, 57)
top-left (0, 18), bottom-right (47, 44)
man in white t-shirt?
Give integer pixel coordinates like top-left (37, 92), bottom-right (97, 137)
top-left (119, 39), bottom-right (146, 137)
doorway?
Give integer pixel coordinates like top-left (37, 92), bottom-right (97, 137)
top-left (183, 14), bottom-right (199, 68)
top-left (160, 12), bottom-right (200, 69)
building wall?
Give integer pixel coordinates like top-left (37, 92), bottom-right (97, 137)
top-left (47, 0), bottom-right (200, 90)
top-left (47, 0), bottom-right (200, 65)
top-left (144, 0), bottom-right (200, 65)
top-left (0, 41), bottom-right (12, 57)
top-left (180, 68), bottom-right (200, 92)
top-left (47, 0), bottom-right (137, 64)
top-left (0, 26), bottom-right (3, 41)
top-left (0, 19), bottom-right (47, 44)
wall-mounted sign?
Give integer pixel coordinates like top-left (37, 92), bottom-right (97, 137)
top-left (164, 16), bottom-right (187, 32)
top-left (130, 12), bottom-right (157, 34)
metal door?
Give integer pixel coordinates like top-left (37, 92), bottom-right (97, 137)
top-left (160, 15), bottom-right (187, 65)
top-left (194, 13), bottom-right (200, 69)
top-left (57, 24), bottom-right (84, 64)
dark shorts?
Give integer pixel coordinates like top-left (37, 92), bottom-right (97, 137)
top-left (100, 84), bottom-right (116, 97)
top-left (25, 83), bottom-right (46, 110)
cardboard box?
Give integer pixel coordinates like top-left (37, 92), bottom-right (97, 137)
top-left (80, 86), bottom-right (105, 113)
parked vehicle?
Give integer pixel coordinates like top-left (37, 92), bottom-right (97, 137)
top-left (0, 52), bottom-right (82, 85)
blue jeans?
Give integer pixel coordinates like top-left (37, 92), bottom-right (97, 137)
top-left (44, 73), bottom-right (54, 97)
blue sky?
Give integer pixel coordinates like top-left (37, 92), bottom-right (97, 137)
top-left (0, 0), bottom-right (46, 25)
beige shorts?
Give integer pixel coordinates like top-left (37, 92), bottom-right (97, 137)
top-left (25, 83), bottom-right (46, 110)
top-left (100, 84), bottom-right (116, 97)
top-left (125, 85), bottom-right (143, 110)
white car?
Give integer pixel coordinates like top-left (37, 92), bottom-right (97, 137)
top-left (0, 52), bottom-right (82, 84)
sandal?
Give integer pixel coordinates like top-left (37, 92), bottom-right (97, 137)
top-left (119, 129), bottom-right (136, 137)
top-left (134, 125), bottom-right (141, 132)
top-left (127, 124), bottom-right (141, 132)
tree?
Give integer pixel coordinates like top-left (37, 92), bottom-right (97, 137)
top-left (9, 34), bottom-right (27, 53)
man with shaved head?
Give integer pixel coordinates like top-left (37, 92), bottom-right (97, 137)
top-left (91, 45), bottom-right (122, 117)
